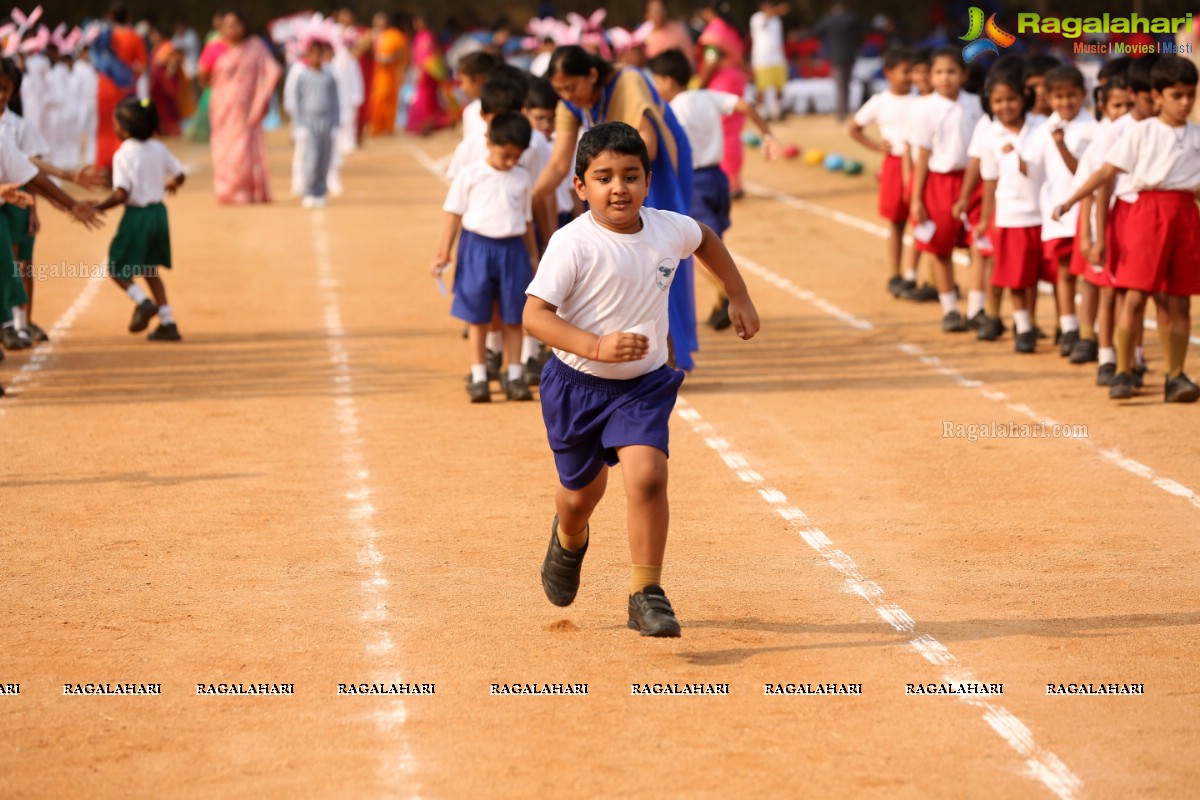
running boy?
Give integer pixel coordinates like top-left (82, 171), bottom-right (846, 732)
top-left (1055, 55), bottom-right (1200, 402)
top-left (524, 122), bottom-right (760, 637)
top-left (92, 97), bottom-right (186, 341)
top-left (433, 112), bottom-right (539, 403)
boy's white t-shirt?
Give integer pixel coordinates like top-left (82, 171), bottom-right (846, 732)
top-left (527, 207), bottom-right (703, 380)
top-left (749, 12), bottom-right (786, 68)
top-left (1105, 117), bottom-right (1200, 194)
top-left (669, 89), bottom-right (738, 168)
top-left (1106, 113), bottom-right (1139, 201)
top-left (112, 138), bottom-right (184, 207)
top-left (1071, 117), bottom-right (1119, 220)
top-left (461, 98), bottom-right (485, 143)
top-left (977, 118), bottom-right (1044, 228)
top-left (0, 112), bottom-right (48, 158)
top-left (446, 128), bottom-right (552, 186)
top-left (855, 90), bottom-right (913, 158)
top-left (908, 91), bottom-right (983, 173)
top-left (1024, 110), bottom-right (1095, 239)
top-left (443, 159), bottom-right (532, 238)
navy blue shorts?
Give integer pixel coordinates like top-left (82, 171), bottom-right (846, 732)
top-left (450, 230), bottom-right (531, 326)
top-left (540, 356), bottom-right (685, 491)
top-left (690, 166), bottom-right (731, 237)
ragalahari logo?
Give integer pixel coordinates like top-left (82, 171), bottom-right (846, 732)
top-left (960, 7), bottom-right (1016, 63)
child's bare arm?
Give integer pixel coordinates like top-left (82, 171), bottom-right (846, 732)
top-left (523, 296), bottom-right (650, 362)
top-left (848, 121), bottom-right (884, 154)
top-left (693, 223), bottom-right (760, 340)
top-left (1054, 163), bottom-right (1120, 219)
top-left (975, 179), bottom-right (996, 239)
top-left (1088, 176), bottom-right (1115, 264)
top-left (0, 182), bottom-right (33, 207)
top-left (734, 97), bottom-right (780, 159)
top-left (523, 224), bottom-right (539, 268)
top-left (166, 172), bottom-right (187, 194)
top-left (952, 157), bottom-right (980, 220)
top-left (1051, 127), bottom-right (1079, 173)
top-left (30, 156), bottom-right (106, 188)
top-left (30, 173), bottom-right (104, 228)
top-left (432, 212), bottom-right (462, 275)
top-left (91, 187), bottom-right (128, 212)
top-left (909, 148), bottom-right (931, 223)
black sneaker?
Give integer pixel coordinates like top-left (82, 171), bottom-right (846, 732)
top-left (486, 349), bottom-right (501, 382)
top-left (1109, 372), bottom-right (1134, 400)
top-left (887, 275), bottom-right (907, 297)
top-left (2, 325), bottom-right (29, 350)
top-left (467, 380), bottom-right (491, 403)
top-left (505, 375), bottom-right (533, 401)
top-left (541, 515), bottom-right (587, 607)
top-left (524, 357), bottom-right (542, 386)
top-left (147, 323), bottom-right (181, 341)
top-left (27, 322), bottom-right (49, 343)
top-left (627, 585), bottom-right (681, 638)
top-left (1059, 329), bottom-right (1079, 357)
top-left (966, 310), bottom-right (987, 330)
top-left (129, 299), bottom-right (158, 333)
top-left (1015, 330), bottom-right (1037, 353)
top-left (1132, 363), bottom-right (1147, 389)
top-left (1033, 326), bottom-right (1049, 340)
top-left (902, 283), bottom-right (939, 302)
top-left (1053, 327), bottom-right (1062, 345)
top-left (942, 310), bottom-right (967, 333)
top-left (1069, 338), bottom-right (1098, 364)
top-left (1164, 373), bottom-right (1200, 403)
top-left (710, 297), bottom-right (731, 331)
top-left (977, 316), bottom-right (1004, 341)
top-left (0, 382), bottom-right (5, 397)
top-left (1096, 363), bottom-right (1116, 386)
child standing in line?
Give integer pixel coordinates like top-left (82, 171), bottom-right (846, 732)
top-left (433, 113), bottom-right (539, 403)
top-left (92, 97), bottom-right (186, 342)
top-left (523, 78), bottom-right (579, 232)
top-left (648, 47), bottom-right (778, 330)
top-left (1056, 56), bottom-right (1200, 403)
top-left (1024, 66), bottom-right (1094, 357)
top-left (293, 40), bottom-right (340, 209)
top-left (1019, 55), bottom-right (1057, 335)
top-left (849, 47), bottom-right (916, 298)
top-left (456, 51), bottom-right (502, 145)
top-left (899, 47), bottom-right (939, 303)
top-left (971, 69), bottom-right (1045, 353)
top-left (525, 122), bottom-right (759, 637)
top-left (908, 46), bottom-right (983, 332)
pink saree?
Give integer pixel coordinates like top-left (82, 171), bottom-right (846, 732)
top-left (699, 17), bottom-right (747, 192)
top-left (205, 36), bottom-right (282, 204)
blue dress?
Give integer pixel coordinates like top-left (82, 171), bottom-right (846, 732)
top-left (562, 68), bottom-right (699, 371)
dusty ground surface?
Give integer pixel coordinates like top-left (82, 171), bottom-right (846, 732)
top-left (1, 114), bottom-right (1197, 799)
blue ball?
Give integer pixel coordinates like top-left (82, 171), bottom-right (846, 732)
top-left (823, 153), bottom-right (845, 171)
top-left (742, 131), bottom-right (762, 147)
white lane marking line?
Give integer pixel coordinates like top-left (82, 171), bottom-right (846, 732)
top-left (731, 248), bottom-right (1200, 512)
top-left (0, 277), bottom-right (102, 413)
top-left (312, 216), bottom-right (420, 796)
top-left (675, 396), bottom-right (1083, 800)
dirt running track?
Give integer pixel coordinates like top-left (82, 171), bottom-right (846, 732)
top-left (1, 116), bottom-right (1198, 799)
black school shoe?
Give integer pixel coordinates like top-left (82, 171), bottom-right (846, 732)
top-left (976, 316), bottom-right (1005, 341)
top-left (1096, 363), bottom-right (1116, 386)
top-left (628, 585), bottom-right (681, 638)
top-left (1109, 372), bottom-right (1134, 400)
top-left (710, 297), bottom-right (731, 331)
top-left (128, 299), bottom-right (158, 333)
top-left (902, 283), bottom-right (939, 302)
top-left (942, 311), bottom-right (967, 333)
top-left (27, 322), bottom-right (49, 343)
top-left (485, 349), bottom-right (501, 382)
top-left (1164, 373), bottom-right (1200, 404)
top-left (1015, 330), bottom-right (1037, 354)
top-left (147, 323), bottom-right (182, 341)
top-left (505, 375), bottom-right (534, 401)
top-left (887, 276), bottom-right (913, 297)
top-left (1132, 363), bottom-right (1147, 389)
top-left (1069, 338), bottom-right (1098, 364)
top-left (1, 325), bottom-right (30, 350)
top-left (466, 380), bottom-right (491, 403)
top-left (966, 310), bottom-right (987, 331)
top-left (1059, 329), bottom-right (1079, 357)
top-left (541, 515), bottom-right (587, 607)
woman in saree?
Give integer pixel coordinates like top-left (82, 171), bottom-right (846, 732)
top-left (198, 11), bottom-right (282, 204)
top-left (368, 12), bottom-right (408, 136)
top-left (533, 45), bottom-right (700, 371)
top-left (148, 27), bottom-right (191, 136)
top-left (404, 13), bottom-right (455, 135)
top-left (93, 2), bottom-right (145, 175)
top-left (697, 3), bottom-right (748, 197)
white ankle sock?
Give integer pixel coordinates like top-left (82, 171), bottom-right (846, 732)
top-left (157, 304), bottom-right (174, 325)
top-left (12, 306), bottom-right (27, 330)
top-left (1135, 346), bottom-right (1146, 367)
top-left (1059, 314), bottom-right (1079, 333)
top-left (1013, 310), bottom-right (1032, 334)
top-left (470, 364), bottom-right (488, 383)
top-left (485, 332), bottom-right (503, 353)
top-left (506, 363), bottom-right (523, 382)
top-left (903, 269), bottom-right (917, 282)
top-left (126, 284), bottom-right (148, 304)
top-left (1099, 347), bottom-right (1116, 365)
top-left (938, 291), bottom-right (959, 315)
top-left (520, 335), bottom-right (540, 363)
top-left (967, 290), bottom-right (986, 318)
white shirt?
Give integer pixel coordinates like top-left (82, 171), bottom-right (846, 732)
top-left (527, 207), bottom-right (703, 380)
top-left (461, 99), bottom-right (485, 144)
top-left (446, 128), bottom-right (552, 185)
top-left (749, 12), bottom-right (786, 68)
top-left (669, 89), bottom-right (739, 168)
top-left (112, 138), bottom-right (184, 207)
top-left (0, 137), bottom-right (39, 206)
top-left (977, 118), bottom-right (1044, 228)
top-left (1025, 111), bottom-right (1096, 239)
top-left (0, 112), bottom-right (48, 158)
top-left (1072, 117), bottom-right (1119, 219)
top-left (442, 159), bottom-right (532, 238)
top-left (855, 90), bottom-right (913, 158)
top-left (1106, 117), bottom-right (1200, 194)
top-left (908, 91), bottom-right (983, 173)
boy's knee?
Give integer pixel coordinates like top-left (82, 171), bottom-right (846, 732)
top-left (627, 462), bottom-right (668, 501)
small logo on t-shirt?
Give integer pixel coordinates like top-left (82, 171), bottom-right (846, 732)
top-left (655, 259), bottom-right (677, 292)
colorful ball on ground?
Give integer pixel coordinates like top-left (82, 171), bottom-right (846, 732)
top-left (782, 143), bottom-right (800, 159)
top-left (823, 153), bottom-right (845, 171)
top-left (803, 148), bottom-right (825, 166)
top-left (843, 159), bottom-right (864, 175)
top-left (743, 131), bottom-right (762, 147)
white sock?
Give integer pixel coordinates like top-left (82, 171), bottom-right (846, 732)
top-left (938, 291), bottom-right (959, 315)
top-left (1059, 314), bottom-right (1079, 333)
top-left (12, 306), bottom-right (27, 330)
top-left (126, 284), bottom-right (149, 304)
top-left (967, 290), bottom-right (986, 318)
top-left (470, 364), bottom-right (488, 383)
top-left (1099, 347), bottom-right (1116, 365)
top-left (1135, 346), bottom-right (1146, 367)
top-left (485, 331), bottom-right (503, 353)
top-left (157, 304), bottom-right (175, 325)
top-left (903, 269), bottom-right (917, 282)
top-left (506, 363), bottom-right (523, 382)
top-left (1013, 310), bottom-right (1032, 334)
top-left (520, 335), bottom-right (540, 363)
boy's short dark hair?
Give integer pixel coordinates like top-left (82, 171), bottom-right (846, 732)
top-left (457, 50), bottom-right (500, 79)
top-left (1044, 65), bottom-right (1085, 93)
top-left (115, 96), bottom-right (159, 141)
top-left (911, 46), bottom-right (932, 67)
top-left (480, 78), bottom-right (526, 115)
top-left (930, 45), bottom-right (963, 71)
top-left (575, 121), bottom-right (650, 181)
top-left (487, 112), bottom-right (532, 150)
top-left (1151, 54), bottom-right (1199, 92)
top-left (1127, 53), bottom-right (1160, 93)
top-left (491, 64), bottom-right (532, 91)
top-left (647, 48), bottom-right (693, 87)
top-left (1022, 55), bottom-right (1059, 82)
top-left (524, 77), bottom-right (558, 111)
top-left (882, 46), bottom-right (912, 71)
top-left (1098, 55), bottom-right (1133, 84)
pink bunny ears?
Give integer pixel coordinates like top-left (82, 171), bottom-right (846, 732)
top-left (522, 12), bottom-right (646, 59)
top-left (269, 12), bottom-right (352, 62)
top-left (1, 8), bottom-right (83, 58)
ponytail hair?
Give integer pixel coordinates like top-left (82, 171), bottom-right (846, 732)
top-left (546, 45), bottom-right (614, 87)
